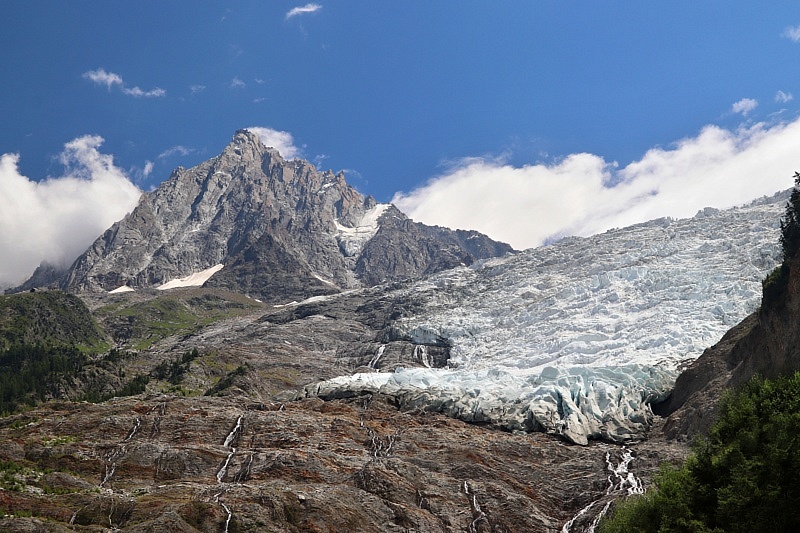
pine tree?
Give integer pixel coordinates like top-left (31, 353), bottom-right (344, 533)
top-left (780, 171), bottom-right (800, 260)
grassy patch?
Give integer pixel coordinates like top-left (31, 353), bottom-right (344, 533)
top-left (96, 289), bottom-right (262, 350)
top-left (204, 364), bottom-right (249, 396)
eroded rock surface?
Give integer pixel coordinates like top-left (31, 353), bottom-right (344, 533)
top-left (0, 395), bottom-right (687, 532)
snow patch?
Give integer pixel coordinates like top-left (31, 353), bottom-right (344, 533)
top-left (313, 273), bottom-right (338, 288)
top-left (157, 264), bottom-right (224, 290)
top-left (108, 285), bottom-right (135, 294)
top-left (335, 203), bottom-right (391, 256)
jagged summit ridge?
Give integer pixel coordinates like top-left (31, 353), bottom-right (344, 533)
top-left (47, 130), bottom-right (511, 301)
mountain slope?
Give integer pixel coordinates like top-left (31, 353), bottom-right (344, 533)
top-left (50, 130), bottom-right (511, 302)
top-left (0, 291), bottom-right (108, 351)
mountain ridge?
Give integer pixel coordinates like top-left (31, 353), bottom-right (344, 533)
top-left (15, 130), bottom-right (512, 302)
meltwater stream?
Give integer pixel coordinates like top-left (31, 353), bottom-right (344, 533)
top-left (561, 446), bottom-right (644, 533)
top-left (215, 415), bottom-right (243, 533)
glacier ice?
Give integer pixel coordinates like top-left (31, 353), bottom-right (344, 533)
top-left (309, 194), bottom-right (786, 444)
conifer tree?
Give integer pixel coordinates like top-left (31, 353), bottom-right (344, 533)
top-left (780, 171), bottom-right (800, 261)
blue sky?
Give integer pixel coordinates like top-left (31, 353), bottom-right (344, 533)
top-left (3, 2), bottom-right (800, 286)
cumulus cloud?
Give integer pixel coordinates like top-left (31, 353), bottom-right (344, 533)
top-left (776, 90), bottom-right (794, 103)
top-left (83, 68), bottom-right (165, 98)
top-left (393, 118), bottom-right (800, 250)
top-left (286, 3), bottom-right (322, 19)
top-left (246, 127), bottom-right (301, 159)
top-left (82, 68), bottom-right (123, 90)
top-left (732, 97), bottom-right (758, 116)
top-left (230, 77), bottom-right (246, 89)
top-left (0, 136), bottom-right (141, 287)
top-left (782, 25), bottom-right (800, 42)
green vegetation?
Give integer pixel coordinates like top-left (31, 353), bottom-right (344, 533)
top-left (80, 373), bottom-right (150, 403)
top-left (0, 287), bottom-right (262, 414)
top-left (0, 459), bottom-right (26, 492)
top-left (0, 459), bottom-right (80, 497)
top-left (0, 344), bottom-right (88, 414)
top-left (0, 291), bottom-right (109, 352)
top-left (152, 348), bottom-right (200, 384)
top-left (763, 172), bottom-right (800, 308)
top-left (599, 372), bottom-right (800, 533)
top-left (204, 364), bottom-right (249, 396)
top-left (96, 289), bottom-right (262, 350)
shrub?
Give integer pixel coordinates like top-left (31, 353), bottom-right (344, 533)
top-left (599, 372), bottom-right (800, 533)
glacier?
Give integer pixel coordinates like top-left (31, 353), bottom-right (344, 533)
top-left (310, 194), bottom-right (786, 444)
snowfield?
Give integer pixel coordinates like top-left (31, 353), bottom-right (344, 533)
top-left (312, 194), bottom-right (786, 444)
top-left (334, 203), bottom-right (390, 256)
top-left (108, 285), bottom-right (135, 294)
top-left (157, 264), bottom-right (224, 290)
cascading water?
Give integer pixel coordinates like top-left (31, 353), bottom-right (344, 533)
top-left (561, 446), bottom-right (644, 533)
top-left (368, 344), bottom-right (385, 369)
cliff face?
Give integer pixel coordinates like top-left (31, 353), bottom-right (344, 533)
top-left (52, 130), bottom-right (512, 303)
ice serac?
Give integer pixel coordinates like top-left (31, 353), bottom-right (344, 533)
top-left (307, 193), bottom-right (786, 444)
top-left (50, 130), bottom-right (512, 302)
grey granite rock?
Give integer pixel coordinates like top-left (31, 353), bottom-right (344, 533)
top-left (44, 130), bottom-right (511, 302)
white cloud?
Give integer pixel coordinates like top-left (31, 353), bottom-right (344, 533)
top-left (732, 98), bottom-right (758, 116)
top-left (393, 118), bottom-right (800, 250)
top-left (286, 3), bottom-right (322, 19)
top-left (122, 86), bottom-right (166, 98)
top-left (776, 90), bottom-right (794, 103)
top-left (83, 68), bottom-right (165, 98)
top-left (0, 136), bottom-right (141, 287)
top-left (143, 160), bottom-right (154, 178)
top-left (158, 145), bottom-right (194, 159)
top-left (783, 25), bottom-right (800, 42)
top-left (190, 84), bottom-right (206, 94)
top-left (82, 68), bottom-right (123, 90)
top-left (246, 127), bottom-right (301, 159)
top-left (230, 77), bottom-right (246, 89)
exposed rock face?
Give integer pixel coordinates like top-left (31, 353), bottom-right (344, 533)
top-left (0, 394), bottom-right (687, 532)
top-left (355, 205), bottom-right (513, 286)
top-left (50, 130), bottom-right (511, 302)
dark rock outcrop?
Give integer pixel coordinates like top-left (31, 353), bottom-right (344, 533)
top-left (355, 205), bottom-right (512, 286)
top-left (5, 261), bottom-right (67, 294)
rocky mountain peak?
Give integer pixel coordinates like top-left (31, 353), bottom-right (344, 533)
top-left (30, 130), bottom-right (512, 302)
